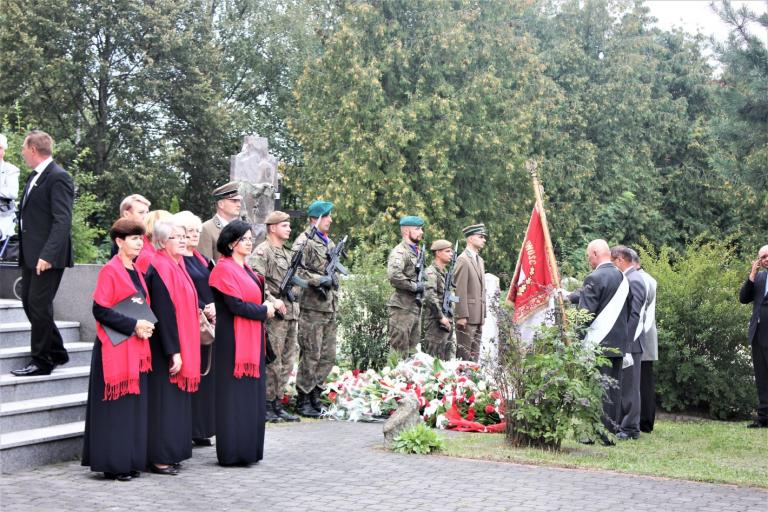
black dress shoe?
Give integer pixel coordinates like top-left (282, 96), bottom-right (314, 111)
top-left (746, 420), bottom-right (768, 429)
top-left (52, 354), bottom-right (70, 366)
top-left (149, 464), bottom-right (178, 475)
top-left (104, 472), bottom-right (133, 481)
top-left (10, 362), bottom-right (52, 377)
top-left (193, 438), bottom-right (213, 446)
top-left (617, 431), bottom-right (640, 440)
top-left (129, 470), bottom-right (141, 478)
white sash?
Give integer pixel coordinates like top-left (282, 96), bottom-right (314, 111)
top-left (633, 276), bottom-right (649, 341)
top-left (642, 274), bottom-right (656, 334)
top-left (585, 276), bottom-right (629, 347)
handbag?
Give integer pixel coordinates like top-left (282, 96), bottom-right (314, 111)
top-left (199, 309), bottom-right (215, 377)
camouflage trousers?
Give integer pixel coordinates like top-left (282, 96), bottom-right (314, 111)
top-left (422, 317), bottom-right (454, 361)
top-left (388, 306), bottom-right (420, 355)
top-left (265, 317), bottom-right (298, 401)
top-left (456, 323), bottom-right (482, 362)
top-left (296, 309), bottom-right (337, 394)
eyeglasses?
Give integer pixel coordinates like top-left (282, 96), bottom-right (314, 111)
top-left (238, 237), bottom-right (254, 244)
top-left (167, 235), bottom-right (188, 241)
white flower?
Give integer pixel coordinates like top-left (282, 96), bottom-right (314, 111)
top-left (435, 414), bottom-right (449, 429)
top-left (478, 380), bottom-right (487, 391)
top-left (330, 365), bottom-right (341, 375)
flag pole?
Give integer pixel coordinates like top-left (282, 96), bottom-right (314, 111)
top-left (525, 160), bottom-right (567, 331)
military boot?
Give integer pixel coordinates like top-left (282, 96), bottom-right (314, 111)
top-left (309, 386), bottom-right (326, 413)
top-left (297, 392), bottom-right (321, 418)
top-left (265, 399), bottom-right (285, 423)
top-left (273, 399), bottom-right (300, 422)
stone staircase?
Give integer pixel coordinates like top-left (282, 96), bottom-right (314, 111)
top-left (0, 298), bottom-right (90, 473)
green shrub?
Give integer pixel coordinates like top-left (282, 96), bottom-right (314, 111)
top-left (392, 422), bottom-right (444, 454)
top-left (641, 240), bottom-right (754, 419)
top-left (337, 249), bottom-right (392, 370)
top-left (502, 307), bottom-right (611, 450)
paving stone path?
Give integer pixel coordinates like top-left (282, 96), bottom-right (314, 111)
top-left (0, 420), bottom-right (765, 511)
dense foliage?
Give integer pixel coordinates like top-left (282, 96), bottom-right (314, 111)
top-left (641, 240), bottom-right (755, 419)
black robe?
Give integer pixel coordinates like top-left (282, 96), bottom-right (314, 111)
top-left (145, 265), bottom-right (192, 465)
top-left (82, 269), bottom-right (148, 475)
top-left (211, 273), bottom-right (268, 466)
top-left (185, 254), bottom-right (216, 440)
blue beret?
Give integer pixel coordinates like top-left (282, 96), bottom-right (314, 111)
top-left (399, 215), bottom-right (424, 227)
top-left (307, 200), bottom-right (333, 218)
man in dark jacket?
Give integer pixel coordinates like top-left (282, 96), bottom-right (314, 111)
top-left (11, 130), bottom-right (74, 376)
top-left (738, 245), bottom-right (768, 428)
top-left (577, 239), bottom-right (630, 444)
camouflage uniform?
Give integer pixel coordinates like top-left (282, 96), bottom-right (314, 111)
top-left (295, 230), bottom-right (338, 394)
top-left (251, 240), bottom-right (300, 402)
top-left (423, 263), bottom-right (454, 360)
top-left (386, 241), bottom-right (422, 354)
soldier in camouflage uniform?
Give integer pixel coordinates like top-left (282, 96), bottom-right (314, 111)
top-left (423, 239), bottom-right (455, 360)
top-left (294, 201), bottom-right (339, 418)
top-left (251, 210), bottom-right (301, 423)
top-left (386, 216), bottom-right (425, 356)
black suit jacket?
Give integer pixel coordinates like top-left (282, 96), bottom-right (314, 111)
top-left (18, 160), bottom-right (75, 269)
top-left (578, 262), bottom-right (630, 356)
top-left (739, 273), bottom-right (768, 347)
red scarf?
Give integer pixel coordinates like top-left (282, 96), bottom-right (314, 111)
top-left (209, 256), bottom-right (264, 378)
top-left (93, 256), bottom-right (153, 401)
top-left (135, 235), bottom-right (156, 274)
top-left (151, 250), bottom-right (201, 392)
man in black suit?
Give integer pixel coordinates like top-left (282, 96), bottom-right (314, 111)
top-left (738, 245), bottom-right (768, 428)
top-left (10, 131), bottom-right (74, 377)
top-left (577, 239), bottom-right (630, 444)
top-left (611, 245), bottom-right (646, 440)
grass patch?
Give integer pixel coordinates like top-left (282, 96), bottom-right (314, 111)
top-left (440, 419), bottom-right (768, 489)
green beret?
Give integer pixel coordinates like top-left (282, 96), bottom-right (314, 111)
top-left (462, 223), bottom-right (487, 237)
top-left (213, 181), bottom-right (241, 200)
top-left (265, 210), bottom-right (290, 225)
top-left (430, 239), bottom-right (452, 251)
top-left (399, 215), bottom-right (424, 227)
top-left (307, 200), bottom-right (333, 218)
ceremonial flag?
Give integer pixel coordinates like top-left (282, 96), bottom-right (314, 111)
top-left (507, 204), bottom-right (555, 340)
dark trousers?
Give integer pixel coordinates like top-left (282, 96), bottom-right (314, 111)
top-left (640, 360), bottom-right (656, 432)
top-left (619, 353), bottom-right (642, 436)
top-left (752, 341), bottom-right (768, 421)
top-left (20, 266), bottom-right (67, 370)
top-left (599, 357), bottom-right (623, 433)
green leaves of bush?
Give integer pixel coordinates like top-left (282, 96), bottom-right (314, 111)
top-left (392, 423), bottom-right (444, 455)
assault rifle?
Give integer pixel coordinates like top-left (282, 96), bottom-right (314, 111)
top-left (441, 240), bottom-right (460, 324)
top-left (415, 243), bottom-right (426, 307)
top-left (278, 232), bottom-right (312, 303)
top-left (316, 234), bottom-right (349, 299)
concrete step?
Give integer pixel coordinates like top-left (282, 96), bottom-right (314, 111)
top-left (0, 366), bottom-right (90, 402)
top-left (0, 421), bottom-right (84, 473)
top-left (0, 299), bottom-right (26, 323)
top-left (0, 320), bottom-right (81, 348)
top-left (0, 341), bottom-right (93, 373)
top-left (0, 392), bottom-right (87, 432)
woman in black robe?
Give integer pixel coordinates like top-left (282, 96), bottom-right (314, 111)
top-left (82, 219), bottom-right (155, 481)
top-left (145, 220), bottom-right (201, 475)
top-left (208, 220), bottom-right (275, 466)
top-left (176, 211), bottom-right (216, 445)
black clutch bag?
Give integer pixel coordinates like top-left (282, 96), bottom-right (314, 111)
top-left (102, 293), bottom-right (157, 346)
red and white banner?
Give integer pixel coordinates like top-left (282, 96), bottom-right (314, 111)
top-left (507, 204), bottom-right (554, 325)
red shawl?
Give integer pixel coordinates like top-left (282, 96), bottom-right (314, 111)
top-left (93, 256), bottom-right (153, 401)
top-left (208, 256), bottom-right (264, 378)
top-left (151, 250), bottom-right (201, 392)
top-left (135, 235), bottom-right (156, 274)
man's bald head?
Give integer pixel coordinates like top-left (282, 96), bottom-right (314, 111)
top-left (586, 239), bottom-right (611, 269)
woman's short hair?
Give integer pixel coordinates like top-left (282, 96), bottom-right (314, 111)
top-left (109, 218), bottom-right (145, 242)
top-left (143, 210), bottom-right (172, 241)
top-left (119, 194), bottom-right (151, 216)
top-left (217, 220), bottom-right (252, 257)
top-left (173, 210), bottom-right (202, 231)
top-left (153, 219), bottom-right (184, 249)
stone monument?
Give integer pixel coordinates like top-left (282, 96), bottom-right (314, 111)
top-left (230, 134), bottom-right (279, 245)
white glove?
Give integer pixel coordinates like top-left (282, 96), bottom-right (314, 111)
top-left (622, 353), bottom-right (634, 369)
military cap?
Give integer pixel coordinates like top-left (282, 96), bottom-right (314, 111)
top-left (265, 210), bottom-right (290, 225)
top-left (213, 181), bottom-right (241, 200)
top-left (399, 215), bottom-right (424, 227)
top-left (462, 223), bottom-right (487, 237)
top-left (430, 239), bottom-right (452, 251)
top-left (307, 200), bottom-right (333, 218)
